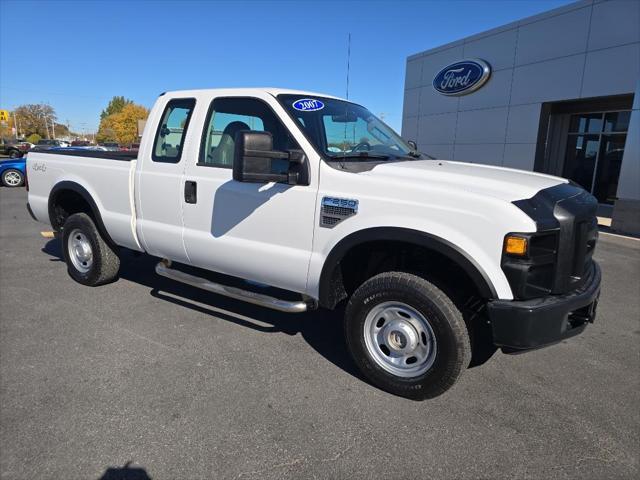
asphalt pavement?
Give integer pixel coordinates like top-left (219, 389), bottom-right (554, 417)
top-left (0, 186), bottom-right (638, 479)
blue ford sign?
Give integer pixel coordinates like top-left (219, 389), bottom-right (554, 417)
top-left (292, 98), bottom-right (325, 112)
top-left (433, 59), bottom-right (491, 96)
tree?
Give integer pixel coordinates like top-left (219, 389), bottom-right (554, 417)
top-left (53, 123), bottom-right (71, 138)
top-left (100, 96), bottom-right (133, 120)
top-left (26, 133), bottom-right (41, 144)
top-left (97, 103), bottom-right (149, 145)
top-left (13, 104), bottom-right (57, 138)
top-left (97, 96), bottom-right (139, 143)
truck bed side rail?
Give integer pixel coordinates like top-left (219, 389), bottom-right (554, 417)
top-left (30, 150), bottom-right (138, 161)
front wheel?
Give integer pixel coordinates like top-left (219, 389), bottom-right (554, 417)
top-left (345, 272), bottom-right (471, 400)
top-left (1, 169), bottom-right (24, 187)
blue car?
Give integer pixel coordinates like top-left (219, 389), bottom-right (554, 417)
top-left (0, 156), bottom-right (26, 187)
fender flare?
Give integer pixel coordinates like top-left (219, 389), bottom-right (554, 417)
top-left (48, 181), bottom-right (116, 247)
top-left (318, 227), bottom-right (498, 308)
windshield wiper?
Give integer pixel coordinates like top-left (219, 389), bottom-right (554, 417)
top-left (401, 151), bottom-right (434, 160)
top-left (329, 152), bottom-right (391, 161)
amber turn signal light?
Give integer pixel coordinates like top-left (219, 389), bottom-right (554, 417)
top-left (504, 235), bottom-right (528, 256)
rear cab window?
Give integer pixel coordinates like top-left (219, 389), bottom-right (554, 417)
top-left (152, 98), bottom-right (196, 163)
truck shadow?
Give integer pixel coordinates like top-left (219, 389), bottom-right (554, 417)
top-left (42, 240), bottom-right (362, 381)
top-left (211, 180), bottom-right (287, 237)
top-left (98, 461), bottom-right (152, 480)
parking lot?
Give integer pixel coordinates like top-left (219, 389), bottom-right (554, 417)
top-left (0, 185), bottom-right (638, 479)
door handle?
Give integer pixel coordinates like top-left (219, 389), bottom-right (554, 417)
top-left (185, 181), bottom-right (197, 204)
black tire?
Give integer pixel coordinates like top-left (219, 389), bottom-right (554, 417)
top-left (344, 272), bottom-right (471, 400)
top-left (1, 169), bottom-right (24, 187)
top-left (9, 149), bottom-right (22, 159)
top-left (61, 213), bottom-right (120, 286)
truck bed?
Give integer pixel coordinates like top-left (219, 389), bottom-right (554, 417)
top-left (26, 150), bottom-right (142, 251)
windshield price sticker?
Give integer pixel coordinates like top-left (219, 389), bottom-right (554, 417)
top-left (292, 99), bottom-right (324, 112)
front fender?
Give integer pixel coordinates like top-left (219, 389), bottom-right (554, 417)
top-left (308, 207), bottom-right (533, 303)
top-left (315, 226), bottom-right (500, 308)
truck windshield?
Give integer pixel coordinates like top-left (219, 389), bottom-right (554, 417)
top-left (277, 94), bottom-right (414, 161)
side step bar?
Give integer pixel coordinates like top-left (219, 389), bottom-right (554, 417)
top-left (155, 260), bottom-right (312, 313)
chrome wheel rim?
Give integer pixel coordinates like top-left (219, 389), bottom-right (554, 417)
top-left (364, 301), bottom-right (437, 378)
top-left (4, 171), bottom-right (22, 186)
top-left (67, 229), bottom-right (93, 273)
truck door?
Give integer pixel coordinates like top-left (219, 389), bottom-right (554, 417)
top-left (181, 95), bottom-right (317, 294)
top-left (136, 98), bottom-right (196, 263)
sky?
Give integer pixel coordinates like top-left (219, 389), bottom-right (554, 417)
top-left (0, 0), bottom-right (573, 133)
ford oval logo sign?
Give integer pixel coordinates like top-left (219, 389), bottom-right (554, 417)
top-left (292, 98), bottom-right (325, 112)
top-left (433, 59), bottom-right (491, 96)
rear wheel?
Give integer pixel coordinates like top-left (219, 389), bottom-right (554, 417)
top-left (1, 169), bottom-right (24, 187)
top-left (344, 271), bottom-right (471, 400)
top-left (61, 213), bottom-right (120, 286)
top-left (9, 149), bottom-right (22, 159)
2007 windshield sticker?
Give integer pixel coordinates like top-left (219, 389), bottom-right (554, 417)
top-left (292, 98), bottom-right (324, 112)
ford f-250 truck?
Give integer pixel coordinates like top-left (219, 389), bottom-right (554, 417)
top-left (26, 88), bottom-right (601, 399)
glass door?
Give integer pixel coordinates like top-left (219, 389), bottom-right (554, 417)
top-left (562, 110), bottom-right (630, 205)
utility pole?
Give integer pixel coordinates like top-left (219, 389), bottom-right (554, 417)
top-left (39, 102), bottom-right (49, 139)
top-left (40, 112), bottom-right (48, 139)
top-left (12, 111), bottom-right (19, 138)
top-left (49, 104), bottom-right (56, 140)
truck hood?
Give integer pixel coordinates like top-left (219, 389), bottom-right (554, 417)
top-left (369, 159), bottom-right (567, 202)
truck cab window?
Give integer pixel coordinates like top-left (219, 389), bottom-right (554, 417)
top-left (199, 97), bottom-right (299, 172)
top-left (152, 98), bottom-right (196, 163)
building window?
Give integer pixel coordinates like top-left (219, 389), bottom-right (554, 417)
top-left (562, 110), bottom-right (630, 205)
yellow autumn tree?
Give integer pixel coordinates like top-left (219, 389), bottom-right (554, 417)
top-left (97, 103), bottom-right (149, 145)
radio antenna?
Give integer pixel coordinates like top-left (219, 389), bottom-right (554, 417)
top-left (341, 33), bottom-right (352, 169)
top-left (345, 33), bottom-right (351, 100)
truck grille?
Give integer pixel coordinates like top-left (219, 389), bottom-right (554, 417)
top-left (551, 190), bottom-right (598, 294)
top-left (508, 183), bottom-right (599, 299)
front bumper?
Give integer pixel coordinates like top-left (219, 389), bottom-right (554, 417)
top-left (487, 261), bottom-right (601, 351)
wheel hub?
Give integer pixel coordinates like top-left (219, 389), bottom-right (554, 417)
top-left (4, 171), bottom-right (21, 186)
top-left (363, 301), bottom-right (437, 378)
top-left (385, 320), bottom-right (418, 353)
top-left (67, 229), bottom-right (93, 273)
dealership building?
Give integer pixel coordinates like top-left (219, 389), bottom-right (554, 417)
top-left (401, 0), bottom-right (640, 234)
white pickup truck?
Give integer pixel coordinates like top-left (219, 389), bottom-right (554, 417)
top-left (26, 88), bottom-right (601, 399)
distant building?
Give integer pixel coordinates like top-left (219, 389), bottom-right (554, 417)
top-left (402, 0), bottom-right (640, 234)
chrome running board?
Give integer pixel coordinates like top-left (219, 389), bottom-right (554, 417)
top-left (155, 260), bottom-right (311, 313)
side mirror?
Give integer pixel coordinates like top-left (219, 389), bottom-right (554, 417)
top-left (233, 131), bottom-right (299, 184)
top-left (408, 140), bottom-right (418, 151)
